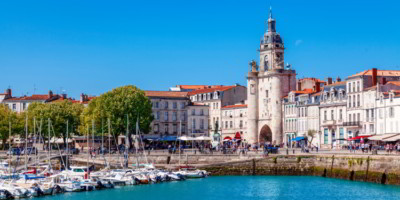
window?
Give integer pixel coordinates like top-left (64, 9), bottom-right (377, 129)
top-left (371, 109), bottom-right (374, 119)
top-left (357, 113), bottom-right (360, 122)
top-left (180, 102), bottom-right (185, 109)
top-left (339, 109), bottom-right (342, 120)
top-left (164, 101), bottom-right (169, 109)
top-left (182, 124), bottom-right (186, 133)
top-left (331, 110), bottom-right (334, 120)
top-left (156, 111), bottom-right (160, 120)
top-left (22, 103), bottom-right (26, 110)
top-left (164, 112), bottom-right (168, 121)
top-left (366, 110), bottom-right (369, 121)
top-left (181, 112), bottom-right (186, 121)
top-left (154, 124), bottom-right (159, 132)
top-left (172, 112), bottom-right (177, 121)
top-left (225, 121), bottom-right (228, 129)
top-left (339, 128), bottom-right (344, 144)
top-left (370, 124), bottom-right (374, 133)
top-left (348, 96), bottom-right (352, 107)
top-left (192, 119), bottom-right (196, 130)
top-left (12, 104), bottom-right (16, 111)
top-left (164, 124), bottom-right (169, 134)
top-left (352, 82), bottom-right (355, 93)
top-left (357, 81), bottom-right (360, 92)
top-left (200, 119), bottom-right (204, 129)
top-left (191, 109), bottom-right (195, 115)
top-left (173, 124), bottom-right (177, 133)
top-left (324, 111), bottom-right (327, 121)
top-left (155, 102), bottom-right (159, 108)
top-left (353, 95), bottom-right (356, 107)
top-left (173, 102), bottom-right (177, 109)
top-left (240, 120), bottom-right (243, 128)
top-left (230, 121), bottom-right (233, 128)
top-left (324, 129), bottom-right (328, 144)
top-left (348, 83), bottom-right (351, 93)
top-left (389, 107), bottom-right (395, 118)
top-left (200, 109), bottom-right (204, 116)
top-left (266, 90), bottom-right (269, 98)
top-left (357, 94), bottom-right (360, 107)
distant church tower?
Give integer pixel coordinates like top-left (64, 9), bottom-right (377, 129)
top-left (246, 8), bottom-right (296, 145)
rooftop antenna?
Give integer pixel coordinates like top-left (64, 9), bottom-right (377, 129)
top-left (33, 84), bottom-right (37, 95)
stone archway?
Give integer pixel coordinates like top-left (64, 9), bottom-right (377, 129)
top-left (259, 125), bottom-right (273, 144)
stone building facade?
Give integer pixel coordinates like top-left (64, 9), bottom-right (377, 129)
top-left (221, 104), bottom-right (248, 141)
top-left (246, 11), bottom-right (296, 145)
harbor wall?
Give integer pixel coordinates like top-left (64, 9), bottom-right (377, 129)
top-left (199, 155), bottom-right (400, 185)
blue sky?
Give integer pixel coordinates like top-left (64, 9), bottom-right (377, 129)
top-left (1, 0), bottom-right (399, 99)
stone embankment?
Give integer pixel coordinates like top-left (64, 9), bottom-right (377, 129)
top-left (70, 153), bottom-right (400, 185)
top-left (199, 155), bottom-right (400, 185)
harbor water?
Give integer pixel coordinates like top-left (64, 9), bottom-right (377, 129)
top-left (36, 176), bottom-right (400, 200)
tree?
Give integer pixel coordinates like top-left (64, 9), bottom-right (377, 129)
top-left (0, 104), bottom-right (24, 149)
top-left (80, 85), bottom-right (153, 148)
top-left (27, 100), bottom-right (84, 147)
top-left (307, 129), bottom-right (317, 146)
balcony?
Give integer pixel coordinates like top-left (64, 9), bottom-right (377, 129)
top-left (343, 121), bottom-right (361, 127)
top-left (321, 120), bottom-right (336, 127)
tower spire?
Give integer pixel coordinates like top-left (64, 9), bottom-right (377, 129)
top-left (269, 6), bottom-right (273, 19)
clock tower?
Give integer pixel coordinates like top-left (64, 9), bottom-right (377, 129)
top-left (246, 8), bottom-right (296, 145)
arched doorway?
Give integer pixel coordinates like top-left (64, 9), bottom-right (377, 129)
top-left (259, 125), bottom-right (272, 144)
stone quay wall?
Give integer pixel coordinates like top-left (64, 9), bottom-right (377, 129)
top-left (199, 155), bottom-right (400, 185)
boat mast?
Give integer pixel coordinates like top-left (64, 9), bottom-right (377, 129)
top-left (135, 116), bottom-right (138, 169)
top-left (8, 120), bottom-right (11, 174)
top-left (25, 115), bottom-right (28, 171)
top-left (179, 120), bottom-right (181, 166)
top-left (91, 119), bottom-right (95, 166)
top-left (48, 118), bottom-right (51, 169)
top-left (108, 118), bottom-right (111, 161)
top-left (86, 124), bottom-right (89, 173)
top-left (33, 117), bottom-right (36, 167)
top-left (66, 120), bottom-right (69, 170)
top-left (101, 118), bottom-right (104, 156)
top-left (125, 115), bottom-right (129, 169)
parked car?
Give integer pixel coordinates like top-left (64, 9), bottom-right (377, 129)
top-left (21, 147), bottom-right (38, 155)
top-left (7, 148), bottom-right (21, 156)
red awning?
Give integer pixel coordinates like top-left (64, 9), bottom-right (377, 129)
top-left (347, 135), bottom-right (372, 141)
top-left (234, 132), bottom-right (241, 140)
top-left (223, 136), bottom-right (232, 141)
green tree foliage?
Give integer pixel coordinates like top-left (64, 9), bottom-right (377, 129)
top-left (0, 104), bottom-right (24, 149)
top-left (80, 85), bottom-right (153, 142)
top-left (27, 100), bottom-right (84, 145)
top-left (307, 129), bottom-right (317, 146)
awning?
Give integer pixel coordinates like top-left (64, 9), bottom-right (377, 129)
top-left (178, 136), bottom-right (196, 141)
top-left (194, 136), bottom-right (212, 141)
top-left (160, 136), bottom-right (177, 141)
top-left (347, 135), bottom-right (372, 141)
top-left (223, 136), bottom-right (232, 141)
top-left (383, 134), bottom-right (400, 142)
top-left (292, 136), bottom-right (305, 141)
top-left (368, 134), bottom-right (399, 141)
top-left (234, 132), bottom-right (242, 140)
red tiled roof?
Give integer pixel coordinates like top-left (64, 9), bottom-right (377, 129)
top-left (298, 77), bottom-right (326, 83)
top-left (364, 85), bottom-right (377, 91)
top-left (325, 81), bottom-right (346, 86)
top-left (187, 86), bottom-right (237, 95)
top-left (386, 81), bottom-right (400, 86)
top-left (221, 104), bottom-right (247, 109)
top-left (5, 94), bottom-right (51, 101)
top-left (349, 69), bottom-right (400, 78)
top-left (145, 91), bottom-right (188, 98)
top-left (178, 85), bottom-right (209, 90)
top-left (290, 88), bottom-right (314, 94)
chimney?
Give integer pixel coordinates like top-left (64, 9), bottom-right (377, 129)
top-left (336, 77), bottom-right (341, 82)
top-left (297, 82), bottom-right (302, 91)
top-left (372, 68), bottom-right (378, 86)
top-left (48, 90), bottom-right (53, 98)
top-left (327, 77), bottom-right (333, 85)
top-left (380, 77), bottom-right (387, 85)
top-left (80, 93), bottom-right (84, 103)
top-left (5, 89), bottom-right (11, 97)
top-left (315, 83), bottom-right (321, 93)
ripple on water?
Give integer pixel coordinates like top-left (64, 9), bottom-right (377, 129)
top-left (36, 176), bottom-right (400, 200)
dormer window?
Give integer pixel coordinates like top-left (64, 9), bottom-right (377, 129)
top-left (390, 93), bottom-right (394, 102)
top-left (214, 92), bottom-right (219, 99)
